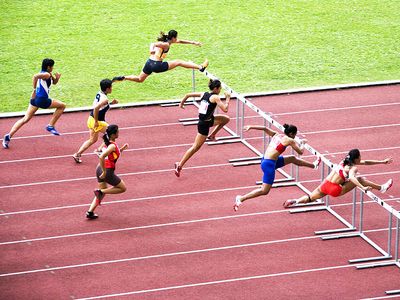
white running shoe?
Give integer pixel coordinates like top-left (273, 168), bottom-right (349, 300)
top-left (381, 179), bottom-right (393, 193)
top-left (233, 195), bottom-right (241, 212)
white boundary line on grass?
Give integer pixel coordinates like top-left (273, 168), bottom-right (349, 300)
top-left (1, 197), bottom-right (399, 246)
top-left (0, 226), bottom-right (394, 278)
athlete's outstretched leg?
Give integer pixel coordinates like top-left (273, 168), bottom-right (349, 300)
top-left (175, 133), bottom-right (207, 177)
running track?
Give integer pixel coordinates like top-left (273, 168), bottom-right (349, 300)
top-left (0, 84), bottom-right (399, 299)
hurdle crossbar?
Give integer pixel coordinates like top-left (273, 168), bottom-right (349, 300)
top-left (194, 69), bottom-right (400, 272)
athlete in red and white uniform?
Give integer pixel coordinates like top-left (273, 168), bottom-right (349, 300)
top-left (284, 148), bottom-right (393, 208)
top-left (234, 124), bottom-right (321, 211)
top-left (86, 124), bottom-right (128, 219)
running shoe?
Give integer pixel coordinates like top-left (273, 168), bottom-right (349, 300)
top-left (86, 211), bottom-right (98, 220)
top-left (199, 59), bottom-right (209, 72)
top-left (72, 153), bottom-right (82, 164)
top-left (313, 157), bottom-right (322, 169)
top-left (174, 162), bottom-right (182, 177)
top-left (381, 179), bottom-right (393, 193)
top-left (94, 189), bottom-right (105, 205)
top-left (2, 134), bottom-right (10, 149)
top-left (112, 76), bottom-right (125, 82)
top-left (283, 199), bottom-right (296, 208)
top-left (46, 125), bottom-right (60, 136)
top-left (233, 195), bottom-right (241, 212)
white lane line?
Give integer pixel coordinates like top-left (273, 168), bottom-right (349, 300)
top-left (361, 295), bottom-right (400, 300)
top-left (0, 169), bottom-right (398, 215)
top-left (0, 142), bottom-right (193, 164)
top-left (0, 121), bottom-right (181, 141)
top-left (0, 225), bottom-right (392, 278)
top-left (302, 123), bottom-right (400, 135)
top-left (2, 196), bottom-right (399, 246)
top-left (0, 162), bottom-right (232, 189)
top-left (246, 102), bottom-right (400, 118)
top-left (75, 258), bottom-right (398, 299)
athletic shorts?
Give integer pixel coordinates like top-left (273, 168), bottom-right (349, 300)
top-left (197, 116), bottom-right (215, 136)
top-left (261, 156), bottom-right (285, 185)
top-left (87, 116), bottom-right (108, 133)
top-left (96, 165), bottom-right (121, 186)
top-left (320, 180), bottom-right (342, 197)
top-left (142, 59), bottom-right (169, 75)
top-left (30, 97), bottom-right (52, 109)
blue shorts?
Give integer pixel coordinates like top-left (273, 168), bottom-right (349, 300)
top-left (261, 156), bottom-right (285, 185)
top-left (30, 97), bottom-right (52, 109)
top-left (142, 59), bottom-right (169, 75)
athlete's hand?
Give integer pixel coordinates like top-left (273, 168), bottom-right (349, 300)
top-left (111, 99), bottom-right (118, 105)
top-left (300, 139), bottom-right (308, 144)
top-left (179, 102), bottom-right (185, 109)
top-left (94, 121), bottom-right (99, 129)
top-left (31, 89), bottom-right (36, 100)
top-left (363, 186), bottom-right (372, 192)
top-left (121, 143), bottom-right (129, 151)
top-left (383, 157), bottom-right (393, 164)
top-left (99, 171), bottom-right (106, 179)
top-left (224, 92), bottom-right (231, 99)
top-left (193, 41), bottom-right (202, 47)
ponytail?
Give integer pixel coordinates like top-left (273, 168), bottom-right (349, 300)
top-left (208, 79), bottom-right (221, 90)
top-left (157, 30), bottom-right (178, 42)
top-left (283, 124), bottom-right (297, 136)
top-left (343, 149), bottom-right (360, 166)
top-left (103, 124), bottom-right (119, 146)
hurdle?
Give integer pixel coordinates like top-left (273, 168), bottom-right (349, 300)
top-left (191, 69), bottom-right (400, 279)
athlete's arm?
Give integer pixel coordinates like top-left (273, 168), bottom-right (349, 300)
top-left (51, 72), bottom-right (61, 85)
top-left (93, 98), bottom-right (109, 127)
top-left (289, 138), bottom-right (305, 155)
top-left (99, 144), bottom-right (116, 178)
top-left (176, 39), bottom-right (201, 46)
top-left (213, 95), bottom-right (229, 113)
top-left (179, 92), bottom-right (203, 109)
top-left (120, 143), bottom-right (129, 152)
top-left (243, 125), bottom-right (277, 137)
top-left (359, 157), bottom-right (393, 165)
top-left (31, 72), bottom-right (51, 99)
top-left (348, 167), bottom-right (370, 191)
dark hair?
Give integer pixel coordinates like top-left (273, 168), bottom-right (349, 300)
top-left (343, 149), bottom-right (360, 166)
top-left (103, 124), bottom-right (119, 146)
top-left (283, 124), bottom-right (297, 136)
top-left (100, 79), bottom-right (112, 92)
top-left (208, 79), bottom-right (221, 90)
top-left (41, 58), bottom-right (55, 71)
top-left (157, 30), bottom-right (178, 42)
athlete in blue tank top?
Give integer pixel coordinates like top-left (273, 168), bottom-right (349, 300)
top-left (2, 58), bottom-right (66, 149)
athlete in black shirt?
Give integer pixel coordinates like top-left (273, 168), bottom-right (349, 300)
top-left (174, 79), bottom-right (230, 177)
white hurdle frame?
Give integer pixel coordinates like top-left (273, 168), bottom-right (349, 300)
top-left (189, 70), bottom-right (400, 280)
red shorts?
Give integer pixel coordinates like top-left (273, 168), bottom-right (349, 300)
top-left (320, 180), bottom-right (342, 197)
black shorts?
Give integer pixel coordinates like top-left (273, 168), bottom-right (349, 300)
top-left (30, 97), bottom-right (52, 109)
top-left (197, 116), bottom-right (215, 136)
top-left (142, 59), bottom-right (169, 75)
top-left (96, 165), bottom-right (121, 186)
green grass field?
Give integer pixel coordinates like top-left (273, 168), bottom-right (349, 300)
top-left (0, 0), bottom-right (399, 113)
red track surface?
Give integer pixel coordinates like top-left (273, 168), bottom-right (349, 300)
top-left (1, 85), bottom-right (400, 299)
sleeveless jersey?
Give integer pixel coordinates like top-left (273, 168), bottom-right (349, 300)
top-left (90, 91), bottom-right (110, 121)
top-left (333, 161), bottom-right (349, 181)
top-left (35, 71), bottom-right (52, 98)
top-left (269, 134), bottom-right (287, 154)
top-left (198, 92), bottom-right (217, 121)
top-left (103, 142), bottom-right (120, 169)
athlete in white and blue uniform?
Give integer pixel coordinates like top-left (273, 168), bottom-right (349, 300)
top-left (2, 58), bottom-right (66, 149)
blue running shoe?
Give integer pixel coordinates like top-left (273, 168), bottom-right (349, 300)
top-left (2, 134), bottom-right (10, 149)
top-left (46, 125), bottom-right (60, 136)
